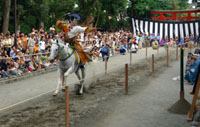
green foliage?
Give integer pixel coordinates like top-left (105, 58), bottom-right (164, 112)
top-left (0, 0), bottom-right (190, 33)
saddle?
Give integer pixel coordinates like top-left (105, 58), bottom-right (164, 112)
top-left (68, 41), bottom-right (92, 65)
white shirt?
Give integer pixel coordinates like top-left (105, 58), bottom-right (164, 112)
top-left (39, 41), bottom-right (46, 50)
top-left (68, 26), bottom-right (87, 38)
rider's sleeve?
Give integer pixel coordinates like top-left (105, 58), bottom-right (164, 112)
top-left (75, 26), bottom-right (88, 33)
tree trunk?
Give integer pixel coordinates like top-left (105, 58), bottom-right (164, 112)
top-left (2, 0), bottom-right (11, 34)
top-left (95, 0), bottom-right (100, 28)
top-left (81, 14), bottom-right (94, 27)
top-left (107, 16), bottom-right (113, 32)
top-left (130, 0), bottom-right (134, 17)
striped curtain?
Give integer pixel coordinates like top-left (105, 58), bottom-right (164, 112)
top-left (132, 18), bottom-right (200, 40)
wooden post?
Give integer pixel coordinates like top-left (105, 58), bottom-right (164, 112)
top-left (130, 52), bottom-right (132, 65)
top-left (125, 64), bottom-right (128, 95)
top-left (187, 74), bottom-right (200, 121)
top-left (65, 86), bottom-right (69, 127)
top-left (180, 48), bottom-right (184, 98)
top-left (152, 54), bottom-right (154, 77)
top-left (166, 47), bottom-right (169, 67)
top-left (176, 45), bottom-right (178, 60)
top-left (146, 47), bottom-right (147, 57)
top-left (105, 56), bottom-right (107, 74)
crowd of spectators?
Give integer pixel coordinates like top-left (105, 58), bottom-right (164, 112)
top-left (184, 49), bottom-right (200, 94)
top-left (0, 25), bottom-right (200, 79)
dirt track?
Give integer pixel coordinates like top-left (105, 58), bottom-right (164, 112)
top-left (0, 49), bottom-right (179, 127)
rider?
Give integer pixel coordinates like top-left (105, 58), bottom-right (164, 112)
top-left (55, 13), bottom-right (93, 67)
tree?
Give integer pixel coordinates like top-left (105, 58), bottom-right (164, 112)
top-left (2, 0), bottom-right (11, 34)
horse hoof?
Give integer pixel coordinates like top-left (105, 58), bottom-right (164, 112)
top-left (76, 91), bottom-right (83, 95)
top-left (53, 93), bottom-right (57, 96)
top-left (62, 88), bottom-right (65, 92)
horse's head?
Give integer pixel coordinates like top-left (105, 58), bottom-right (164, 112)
top-left (49, 40), bottom-right (60, 63)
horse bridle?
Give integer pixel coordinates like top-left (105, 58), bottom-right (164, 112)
top-left (52, 40), bottom-right (64, 60)
top-left (52, 40), bottom-right (74, 61)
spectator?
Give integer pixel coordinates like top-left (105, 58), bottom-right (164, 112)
top-left (27, 32), bottom-right (36, 54)
top-left (159, 38), bottom-right (165, 47)
top-left (152, 39), bottom-right (159, 49)
top-left (179, 38), bottom-right (184, 46)
top-left (39, 36), bottom-right (46, 53)
top-left (10, 46), bottom-right (16, 58)
top-left (119, 43), bottom-right (127, 55)
top-left (3, 32), bottom-right (12, 56)
top-left (100, 43), bottom-right (110, 61)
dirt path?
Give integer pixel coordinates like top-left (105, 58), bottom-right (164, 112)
top-left (0, 48), bottom-right (192, 127)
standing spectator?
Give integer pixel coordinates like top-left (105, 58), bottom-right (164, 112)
top-left (39, 36), bottom-right (46, 53)
top-left (27, 32), bottom-right (36, 54)
top-left (3, 33), bottom-right (12, 56)
top-left (21, 32), bottom-right (27, 53)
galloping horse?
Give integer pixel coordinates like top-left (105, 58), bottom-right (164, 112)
top-left (49, 38), bottom-right (85, 96)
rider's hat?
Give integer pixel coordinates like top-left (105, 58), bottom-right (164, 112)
top-left (65, 12), bottom-right (81, 22)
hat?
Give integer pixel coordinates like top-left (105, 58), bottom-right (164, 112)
top-left (14, 57), bottom-right (19, 61)
top-left (31, 32), bottom-right (35, 35)
top-left (65, 12), bottom-right (81, 21)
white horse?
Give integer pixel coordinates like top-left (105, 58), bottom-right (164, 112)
top-left (49, 39), bottom-right (85, 96)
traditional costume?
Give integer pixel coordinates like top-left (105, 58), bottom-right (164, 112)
top-left (56, 13), bottom-right (92, 65)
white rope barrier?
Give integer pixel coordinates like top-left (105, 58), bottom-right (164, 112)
top-left (0, 52), bottom-right (50, 60)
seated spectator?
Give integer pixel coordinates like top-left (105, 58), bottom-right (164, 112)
top-left (32, 55), bottom-right (41, 71)
top-left (7, 58), bottom-right (21, 76)
top-left (2, 50), bottom-right (9, 58)
top-left (152, 39), bottom-right (159, 49)
top-left (119, 43), bottom-right (127, 55)
top-left (184, 54), bottom-right (200, 85)
top-left (191, 54), bottom-right (200, 94)
top-left (159, 38), bottom-right (165, 47)
top-left (0, 55), bottom-right (10, 78)
top-left (130, 43), bottom-right (138, 53)
top-left (179, 38), bottom-right (185, 47)
top-left (185, 53), bottom-right (193, 74)
top-left (100, 44), bottom-right (110, 61)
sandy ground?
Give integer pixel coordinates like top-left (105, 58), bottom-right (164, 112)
top-left (0, 48), bottom-right (193, 127)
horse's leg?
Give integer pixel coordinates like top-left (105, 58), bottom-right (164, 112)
top-left (62, 74), bottom-right (66, 92)
top-left (53, 68), bottom-right (64, 96)
top-left (75, 69), bottom-right (81, 84)
top-left (79, 68), bottom-right (85, 94)
top-left (62, 66), bottom-right (74, 91)
top-left (75, 69), bottom-right (82, 94)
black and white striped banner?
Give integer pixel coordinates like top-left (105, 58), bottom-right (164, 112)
top-left (132, 18), bottom-right (200, 40)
